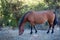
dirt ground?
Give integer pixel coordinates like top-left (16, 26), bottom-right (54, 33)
top-left (0, 27), bottom-right (60, 40)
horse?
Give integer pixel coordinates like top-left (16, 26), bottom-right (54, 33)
top-left (18, 10), bottom-right (57, 35)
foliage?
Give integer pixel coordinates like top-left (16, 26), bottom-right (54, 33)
top-left (0, 0), bottom-right (60, 29)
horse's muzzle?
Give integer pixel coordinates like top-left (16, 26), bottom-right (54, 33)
top-left (19, 29), bottom-right (24, 35)
top-left (19, 32), bottom-right (23, 35)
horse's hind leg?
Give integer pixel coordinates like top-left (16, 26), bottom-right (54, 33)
top-left (47, 25), bottom-right (51, 34)
top-left (51, 25), bottom-right (55, 34)
top-left (34, 26), bottom-right (37, 33)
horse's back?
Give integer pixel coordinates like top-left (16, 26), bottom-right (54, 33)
top-left (27, 10), bottom-right (55, 24)
top-left (32, 10), bottom-right (55, 20)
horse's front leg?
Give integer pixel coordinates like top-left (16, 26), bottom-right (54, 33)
top-left (30, 25), bottom-right (33, 34)
top-left (34, 26), bottom-right (37, 33)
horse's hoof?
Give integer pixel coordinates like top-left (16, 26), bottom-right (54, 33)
top-left (47, 31), bottom-right (49, 34)
top-left (30, 32), bottom-right (33, 34)
top-left (35, 31), bottom-right (37, 33)
top-left (51, 31), bottom-right (54, 34)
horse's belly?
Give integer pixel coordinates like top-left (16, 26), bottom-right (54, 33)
top-left (35, 20), bottom-right (47, 24)
top-left (35, 17), bottom-right (47, 24)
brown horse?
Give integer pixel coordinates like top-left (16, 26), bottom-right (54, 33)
top-left (19, 10), bottom-right (57, 35)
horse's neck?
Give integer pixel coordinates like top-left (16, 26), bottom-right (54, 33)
top-left (20, 22), bottom-right (25, 28)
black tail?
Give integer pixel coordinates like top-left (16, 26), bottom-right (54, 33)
top-left (53, 11), bottom-right (57, 25)
top-left (53, 15), bottom-right (57, 25)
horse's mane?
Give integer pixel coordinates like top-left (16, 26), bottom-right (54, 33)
top-left (18, 11), bottom-right (31, 28)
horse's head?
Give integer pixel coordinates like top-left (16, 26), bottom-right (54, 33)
top-left (19, 24), bottom-right (24, 35)
top-left (18, 11), bottom-right (29, 35)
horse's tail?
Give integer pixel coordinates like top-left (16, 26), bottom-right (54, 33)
top-left (53, 10), bottom-right (57, 25)
top-left (53, 14), bottom-right (57, 25)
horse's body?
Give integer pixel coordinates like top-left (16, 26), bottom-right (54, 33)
top-left (27, 11), bottom-right (55, 24)
top-left (19, 10), bottom-right (57, 35)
